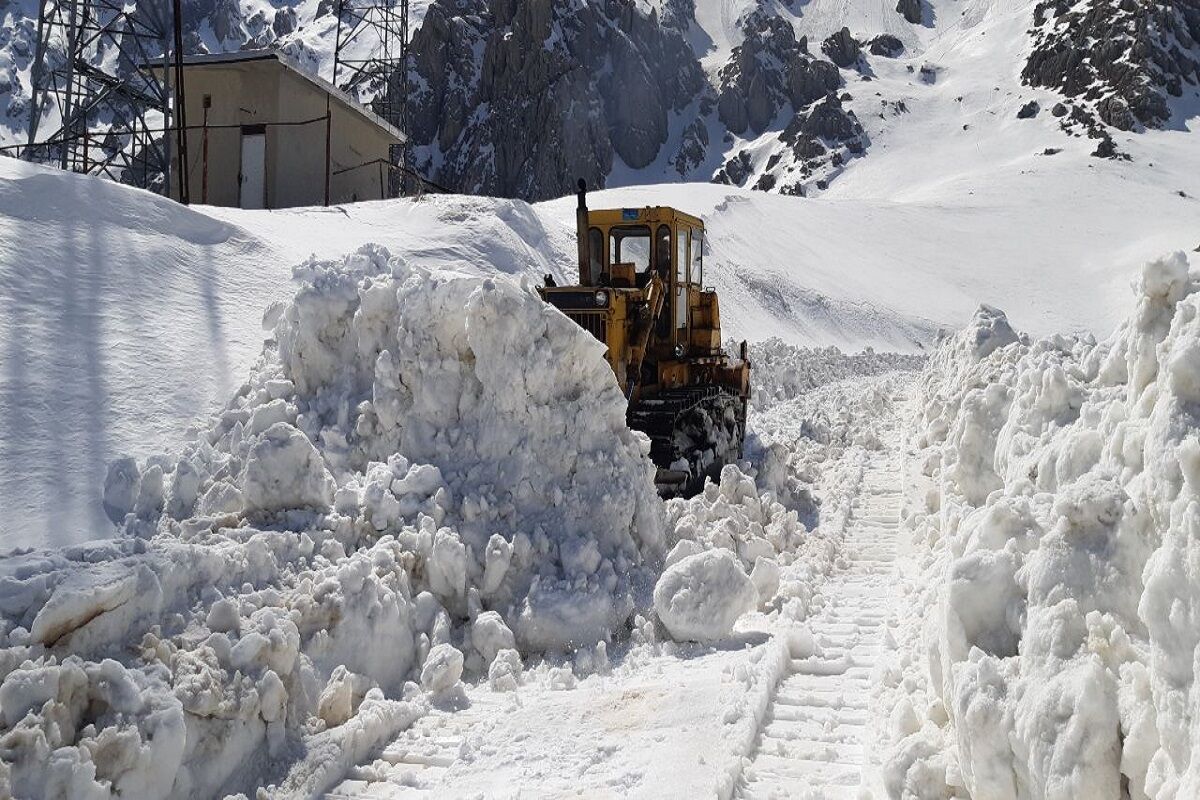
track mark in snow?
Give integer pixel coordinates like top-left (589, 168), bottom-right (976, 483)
top-left (325, 699), bottom-right (494, 799)
top-left (738, 440), bottom-right (903, 799)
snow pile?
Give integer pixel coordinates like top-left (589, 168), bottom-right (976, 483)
top-left (667, 464), bottom-right (812, 572)
top-left (0, 245), bottom-right (664, 797)
top-left (743, 338), bottom-right (925, 412)
top-left (881, 253), bottom-right (1200, 800)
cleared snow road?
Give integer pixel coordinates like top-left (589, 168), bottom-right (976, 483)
top-left (737, 446), bottom-right (903, 799)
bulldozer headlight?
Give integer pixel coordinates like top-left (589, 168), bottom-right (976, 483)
top-left (674, 344), bottom-right (686, 357)
top-left (594, 290), bottom-right (608, 306)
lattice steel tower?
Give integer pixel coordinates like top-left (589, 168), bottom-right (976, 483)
top-left (24, 0), bottom-right (184, 192)
top-left (333, 0), bottom-right (409, 195)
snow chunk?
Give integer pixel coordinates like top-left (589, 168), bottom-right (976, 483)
top-left (241, 422), bottom-right (335, 513)
top-left (488, 648), bottom-right (523, 692)
top-left (653, 550), bottom-right (757, 643)
top-left (317, 666), bottom-right (374, 728)
top-left (471, 611), bottom-right (516, 665)
top-left (420, 643), bottom-right (464, 694)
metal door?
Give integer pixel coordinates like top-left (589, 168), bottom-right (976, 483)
top-left (239, 128), bottom-right (266, 209)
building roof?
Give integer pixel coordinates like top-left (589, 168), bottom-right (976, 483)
top-left (150, 49), bottom-right (404, 142)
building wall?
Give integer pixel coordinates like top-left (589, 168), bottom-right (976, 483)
top-left (172, 60), bottom-right (399, 209)
top-left (173, 62), bottom-right (280, 207)
top-left (270, 68), bottom-right (396, 207)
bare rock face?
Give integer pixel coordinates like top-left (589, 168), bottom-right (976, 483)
top-left (778, 93), bottom-right (866, 181)
top-left (896, 0), bottom-right (923, 25)
top-left (868, 34), bottom-right (904, 58)
top-left (717, 11), bottom-right (841, 136)
top-left (714, 150), bottom-right (753, 185)
top-left (272, 7), bottom-right (298, 37)
top-left (674, 118), bottom-right (710, 176)
top-left (406, 0), bottom-right (703, 199)
top-left (209, 0), bottom-right (245, 47)
top-left (707, 10), bottom-right (867, 193)
top-left (1023, 0), bottom-right (1200, 130)
top-left (822, 27), bottom-right (861, 69)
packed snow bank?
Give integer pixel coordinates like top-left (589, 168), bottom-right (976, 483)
top-left (0, 245), bottom-right (664, 798)
top-left (745, 339), bottom-right (924, 412)
top-left (881, 253), bottom-right (1200, 800)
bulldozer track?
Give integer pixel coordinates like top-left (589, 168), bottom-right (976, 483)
top-left (325, 698), bottom-right (498, 799)
top-left (630, 384), bottom-right (746, 496)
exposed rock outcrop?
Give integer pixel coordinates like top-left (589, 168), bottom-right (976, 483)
top-left (896, 0), bottom-right (923, 25)
top-left (716, 11), bottom-right (841, 136)
top-left (674, 118), bottom-right (710, 176)
top-left (406, 0), bottom-right (703, 199)
top-left (1023, 0), bottom-right (1200, 130)
top-left (707, 9), bottom-right (866, 193)
top-left (822, 27), bottom-right (862, 69)
top-left (868, 34), bottom-right (904, 58)
top-left (273, 7), bottom-right (298, 37)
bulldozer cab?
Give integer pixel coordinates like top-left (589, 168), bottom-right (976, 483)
top-left (580, 207), bottom-right (705, 353)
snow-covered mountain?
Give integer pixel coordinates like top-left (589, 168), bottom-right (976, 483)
top-left (3, 0), bottom-right (1198, 198)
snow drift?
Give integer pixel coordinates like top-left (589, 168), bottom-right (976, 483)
top-left (0, 245), bottom-right (664, 798)
top-left (881, 253), bottom-right (1200, 799)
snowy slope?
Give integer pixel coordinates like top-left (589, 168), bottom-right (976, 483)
top-left (0, 160), bottom-right (273, 548)
top-left (0, 160), bottom-right (572, 550)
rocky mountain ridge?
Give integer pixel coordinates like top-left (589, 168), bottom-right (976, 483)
top-left (1, 0), bottom-right (1198, 200)
top-left (400, 0), bottom-right (1200, 198)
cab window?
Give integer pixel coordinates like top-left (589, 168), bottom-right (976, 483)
top-left (587, 227), bottom-right (604, 284)
top-left (610, 226), bottom-right (651, 273)
top-left (655, 225), bottom-right (671, 279)
top-left (676, 225), bottom-right (689, 284)
top-left (690, 229), bottom-right (704, 285)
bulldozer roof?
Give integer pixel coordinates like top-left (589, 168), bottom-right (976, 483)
top-left (587, 206), bottom-right (705, 229)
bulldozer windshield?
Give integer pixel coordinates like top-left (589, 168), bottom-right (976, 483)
top-left (610, 226), bottom-right (651, 273)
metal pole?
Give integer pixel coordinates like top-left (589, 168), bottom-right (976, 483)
top-left (60, 0), bottom-right (81, 170)
top-left (201, 100), bottom-right (210, 204)
top-left (332, 0), bottom-right (346, 86)
top-left (399, 0), bottom-right (408, 197)
top-left (162, 47), bottom-right (172, 197)
top-left (324, 97), bottom-right (332, 206)
top-left (26, 0), bottom-right (50, 149)
top-left (171, 0), bottom-right (189, 204)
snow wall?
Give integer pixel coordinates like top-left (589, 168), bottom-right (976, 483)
top-left (882, 253), bottom-right (1200, 800)
top-left (0, 245), bottom-right (665, 798)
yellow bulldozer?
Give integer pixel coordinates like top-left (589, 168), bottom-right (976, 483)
top-left (539, 180), bottom-right (751, 497)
